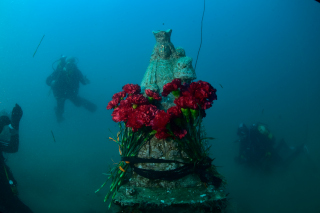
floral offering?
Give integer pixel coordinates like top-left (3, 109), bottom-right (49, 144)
top-left (97, 79), bottom-right (218, 207)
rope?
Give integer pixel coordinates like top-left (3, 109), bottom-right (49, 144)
top-left (194, 0), bottom-right (206, 71)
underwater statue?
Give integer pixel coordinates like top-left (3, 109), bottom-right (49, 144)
top-left (100, 29), bottom-right (227, 213)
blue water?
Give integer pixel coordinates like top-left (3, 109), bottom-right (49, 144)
top-left (1, 0), bottom-right (320, 212)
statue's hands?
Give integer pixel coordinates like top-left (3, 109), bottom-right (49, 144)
top-left (11, 104), bottom-right (23, 130)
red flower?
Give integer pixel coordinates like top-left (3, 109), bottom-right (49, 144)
top-left (202, 101), bottom-right (212, 110)
top-left (174, 96), bottom-right (198, 110)
top-left (145, 89), bottom-right (162, 101)
top-left (126, 110), bottom-right (146, 132)
top-left (188, 81), bottom-right (217, 109)
top-left (107, 98), bottom-right (121, 110)
top-left (125, 104), bottom-right (159, 131)
top-left (111, 106), bottom-right (133, 122)
top-left (117, 99), bottom-right (132, 108)
top-left (161, 78), bottom-right (181, 97)
top-left (136, 105), bottom-right (158, 126)
top-left (150, 110), bottom-right (171, 130)
top-left (180, 83), bottom-right (190, 93)
top-left (173, 129), bottom-right (187, 139)
top-left (122, 84), bottom-right (141, 94)
top-left (155, 128), bottom-right (171, 139)
top-left (167, 106), bottom-right (182, 119)
top-left (125, 94), bottom-right (148, 106)
top-left (112, 91), bottom-right (126, 100)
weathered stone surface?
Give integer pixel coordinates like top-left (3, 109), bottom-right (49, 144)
top-left (135, 29), bottom-right (198, 188)
top-left (141, 29), bottom-right (196, 95)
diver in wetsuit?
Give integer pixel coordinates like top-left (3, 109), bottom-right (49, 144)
top-left (46, 56), bottom-right (97, 122)
top-left (0, 104), bottom-right (33, 213)
top-left (235, 123), bottom-right (305, 171)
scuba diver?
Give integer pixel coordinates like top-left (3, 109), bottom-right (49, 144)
top-left (46, 56), bottom-right (97, 122)
top-left (0, 104), bottom-right (33, 213)
top-left (235, 122), bottom-right (306, 172)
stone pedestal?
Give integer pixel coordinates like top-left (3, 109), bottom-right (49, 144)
top-left (112, 183), bottom-right (227, 213)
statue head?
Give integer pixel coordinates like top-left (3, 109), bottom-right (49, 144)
top-left (152, 29), bottom-right (172, 43)
top-left (152, 29), bottom-right (175, 60)
top-left (173, 57), bottom-right (196, 83)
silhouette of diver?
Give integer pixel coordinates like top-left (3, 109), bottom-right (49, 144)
top-left (235, 122), bottom-right (306, 172)
top-left (0, 104), bottom-right (33, 213)
top-left (47, 56), bottom-right (97, 122)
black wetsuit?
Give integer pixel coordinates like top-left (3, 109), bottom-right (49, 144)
top-left (238, 124), bottom-right (280, 168)
top-left (46, 61), bottom-right (97, 122)
top-left (0, 123), bottom-right (33, 213)
top-left (237, 124), bottom-right (305, 172)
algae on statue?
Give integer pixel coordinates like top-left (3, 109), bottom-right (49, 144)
top-left (141, 29), bottom-right (196, 107)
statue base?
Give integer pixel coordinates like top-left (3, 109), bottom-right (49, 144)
top-left (110, 182), bottom-right (227, 213)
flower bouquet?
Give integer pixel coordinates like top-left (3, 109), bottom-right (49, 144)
top-left (96, 79), bottom-right (219, 207)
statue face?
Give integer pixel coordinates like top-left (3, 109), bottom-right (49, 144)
top-left (159, 44), bottom-right (171, 59)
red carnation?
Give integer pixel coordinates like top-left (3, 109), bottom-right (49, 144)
top-left (167, 106), bottom-right (182, 119)
top-left (123, 84), bottom-right (141, 94)
top-left (172, 78), bottom-right (182, 87)
top-left (136, 105), bottom-right (158, 126)
top-left (173, 128), bottom-right (187, 139)
top-left (112, 91), bottom-right (126, 100)
top-left (126, 110), bottom-right (146, 132)
top-left (125, 104), bottom-right (159, 131)
top-left (155, 128), bottom-right (171, 139)
top-left (199, 81), bottom-right (217, 102)
top-left (179, 83), bottom-right (189, 93)
top-left (150, 110), bottom-right (171, 130)
top-left (182, 81), bottom-right (217, 110)
top-left (111, 106), bottom-right (133, 122)
top-left (125, 94), bottom-right (149, 106)
top-left (202, 101), bottom-right (213, 110)
top-left (117, 99), bottom-right (132, 108)
top-left (174, 96), bottom-right (198, 110)
top-left (189, 81), bottom-right (217, 105)
top-left (145, 89), bottom-right (162, 101)
top-left (107, 98), bottom-right (121, 110)
top-left (161, 78), bottom-right (181, 97)
top-left (208, 91), bottom-right (217, 103)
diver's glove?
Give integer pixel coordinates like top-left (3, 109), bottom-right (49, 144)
top-left (11, 104), bottom-right (23, 130)
top-left (0, 115), bottom-right (11, 133)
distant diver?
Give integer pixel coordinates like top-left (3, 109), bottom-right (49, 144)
top-left (46, 56), bottom-right (97, 122)
top-left (235, 122), bottom-right (306, 172)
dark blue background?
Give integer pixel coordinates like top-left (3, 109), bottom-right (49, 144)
top-left (1, 0), bottom-right (319, 212)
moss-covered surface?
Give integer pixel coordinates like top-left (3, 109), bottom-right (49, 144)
top-left (111, 182), bottom-right (227, 213)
